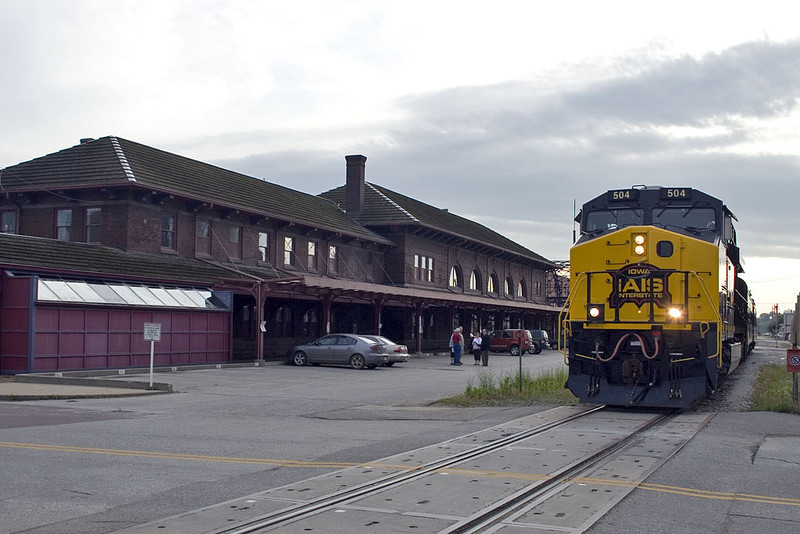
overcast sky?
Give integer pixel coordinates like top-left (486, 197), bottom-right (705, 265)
top-left (2, 1), bottom-right (799, 313)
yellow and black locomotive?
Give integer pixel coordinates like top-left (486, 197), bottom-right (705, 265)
top-left (560, 186), bottom-right (755, 407)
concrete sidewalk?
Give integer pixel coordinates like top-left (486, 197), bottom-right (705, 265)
top-left (0, 374), bottom-right (171, 400)
top-left (0, 361), bottom-right (285, 400)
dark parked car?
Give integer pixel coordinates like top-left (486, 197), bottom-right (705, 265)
top-left (489, 329), bottom-right (538, 356)
top-left (360, 335), bottom-right (409, 366)
top-left (529, 329), bottom-right (551, 351)
top-left (287, 334), bottom-right (389, 369)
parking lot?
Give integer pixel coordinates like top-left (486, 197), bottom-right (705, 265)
top-left (0, 350), bottom-right (565, 534)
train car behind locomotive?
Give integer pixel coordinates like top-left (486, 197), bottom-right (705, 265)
top-left (560, 186), bottom-right (755, 408)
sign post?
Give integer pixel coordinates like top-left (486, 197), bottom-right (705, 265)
top-left (788, 349), bottom-right (800, 405)
top-left (792, 294), bottom-right (800, 405)
top-left (143, 323), bottom-right (162, 389)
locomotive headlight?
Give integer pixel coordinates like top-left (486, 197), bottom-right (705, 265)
top-left (633, 234), bottom-right (646, 255)
top-left (587, 304), bottom-right (604, 322)
top-left (668, 307), bottom-right (683, 319)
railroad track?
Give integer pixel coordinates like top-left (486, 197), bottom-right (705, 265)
top-left (210, 405), bottom-right (606, 534)
top-left (118, 405), bottom-right (707, 534)
top-left (446, 408), bottom-right (678, 533)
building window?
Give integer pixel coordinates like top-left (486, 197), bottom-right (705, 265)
top-left (517, 279), bottom-right (527, 298)
top-left (161, 214), bottom-right (176, 250)
top-left (56, 209), bottom-right (72, 241)
top-left (469, 269), bottom-right (481, 291)
top-left (196, 219), bottom-right (211, 256)
top-left (258, 232), bottom-right (269, 262)
top-left (228, 225), bottom-right (242, 260)
top-left (275, 305), bottom-right (291, 337)
top-left (85, 208), bottom-right (102, 244)
top-left (328, 245), bottom-right (337, 273)
top-left (302, 308), bottom-right (319, 336)
top-left (414, 254), bottom-right (434, 282)
top-left (488, 273), bottom-right (498, 294)
top-left (449, 265), bottom-right (462, 289)
top-left (1, 210), bottom-right (17, 234)
top-left (505, 276), bottom-right (513, 296)
top-left (536, 280), bottom-right (543, 296)
top-left (284, 236), bottom-right (294, 266)
top-left (308, 241), bottom-right (318, 271)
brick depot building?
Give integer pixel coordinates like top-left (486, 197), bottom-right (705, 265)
top-left (0, 137), bottom-right (558, 374)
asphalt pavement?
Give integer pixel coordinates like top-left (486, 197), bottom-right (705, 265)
top-left (1, 346), bottom-right (798, 534)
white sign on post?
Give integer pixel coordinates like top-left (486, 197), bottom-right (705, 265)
top-left (144, 322), bottom-right (162, 342)
top-left (143, 323), bottom-right (161, 388)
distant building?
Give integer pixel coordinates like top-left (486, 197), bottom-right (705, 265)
top-left (0, 137), bottom-right (558, 373)
top-left (784, 310), bottom-right (795, 341)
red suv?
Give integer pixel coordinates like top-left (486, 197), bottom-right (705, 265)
top-left (489, 329), bottom-right (537, 356)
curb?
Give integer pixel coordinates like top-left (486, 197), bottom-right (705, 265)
top-left (13, 374), bottom-right (173, 392)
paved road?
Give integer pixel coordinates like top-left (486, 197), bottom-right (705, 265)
top-left (3, 345), bottom-right (798, 534)
top-left (0, 351), bottom-right (564, 534)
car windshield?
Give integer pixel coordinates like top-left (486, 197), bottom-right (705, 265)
top-left (584, 208), bottom-right (643, 235)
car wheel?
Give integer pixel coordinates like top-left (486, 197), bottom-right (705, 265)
top-left (509, 345), bottom-right (520, 357)
top-left (532, 343), bottom-right (542, 354)
top-left (292, 351), bottom-right (308, 366)
top-left (349, 354), bottom-right (366, 369)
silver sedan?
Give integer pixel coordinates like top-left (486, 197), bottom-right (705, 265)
top-left (360, 335), bottom-right (409, 366)
top-left (287, 334), bottom-right (390, 369)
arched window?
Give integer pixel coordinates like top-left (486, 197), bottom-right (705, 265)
top-left (488, 273), bottom-right (498, 295)
top-left (302, 308), bottom-right (319, 337)
top-left (505, 276), bottom-right (513, 296)
top-left (517, 279), bottom-right (527, 298)
top-left (469, 269), bottom-right (481, 291)
top-left (449, 265), bottom-right (463, 288)
top-left (469, 314), bottom-right (479, 337)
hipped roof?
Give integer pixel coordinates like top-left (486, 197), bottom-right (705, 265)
top-left (0, 136), bottom-right (392, 246)
top-left (320, 182), bottom-right (556, 269)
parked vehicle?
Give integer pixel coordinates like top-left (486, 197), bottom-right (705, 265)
top-left (287, 334), bottom-right (389, 369)
top-left (488, 329), bottom-right (538, 356)
top-left (529, 329), bottom-right (551, 351)
top-left (360, 335), bottom-right (409, 366)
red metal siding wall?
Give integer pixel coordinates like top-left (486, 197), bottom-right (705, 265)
top-left (0, 276), bottom-right (33, 372)
top-left (30, 305), bottom-right (231, 372)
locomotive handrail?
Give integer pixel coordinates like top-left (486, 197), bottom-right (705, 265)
top-left (559, 272), bottom-right (589, 364)
top-left (689, 271), bottom-right (723, 366)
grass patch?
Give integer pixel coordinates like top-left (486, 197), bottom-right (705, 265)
top-left (750, 364), bottom-right (800, 415)
top-left (440, 367), bottom-right (577, 406)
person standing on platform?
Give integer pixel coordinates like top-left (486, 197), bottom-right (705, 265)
top-left (472, 331), bottom-right (482, 365)
top-left (480, 329), bottom-right (491, 366)
top-left (451, 327), bottom-right (464, 366)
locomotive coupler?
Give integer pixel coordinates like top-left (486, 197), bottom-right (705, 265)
top-left (621, 358), bottom-right (644, 386)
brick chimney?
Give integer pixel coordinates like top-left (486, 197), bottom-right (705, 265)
top-left (345, 155), bottom-right (367, 215)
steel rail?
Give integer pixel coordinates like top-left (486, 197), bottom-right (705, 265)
top-left (211, 405), bottom-right (607, 534)
top-left (446, 409), bottom-right (679, 533)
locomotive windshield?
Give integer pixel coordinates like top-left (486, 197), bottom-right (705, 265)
top-left (652, 207), bottom-right (717, 238)
top-left (579, 188), bottom-right (726, 242)
top-left (584, 208), bottom-right (643, 234)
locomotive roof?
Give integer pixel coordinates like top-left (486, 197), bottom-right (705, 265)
top-left (575, 186), bottom-right (736, 222)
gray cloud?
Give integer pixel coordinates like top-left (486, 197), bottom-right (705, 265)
top-left (212, 38), bottom-right (800, 272)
